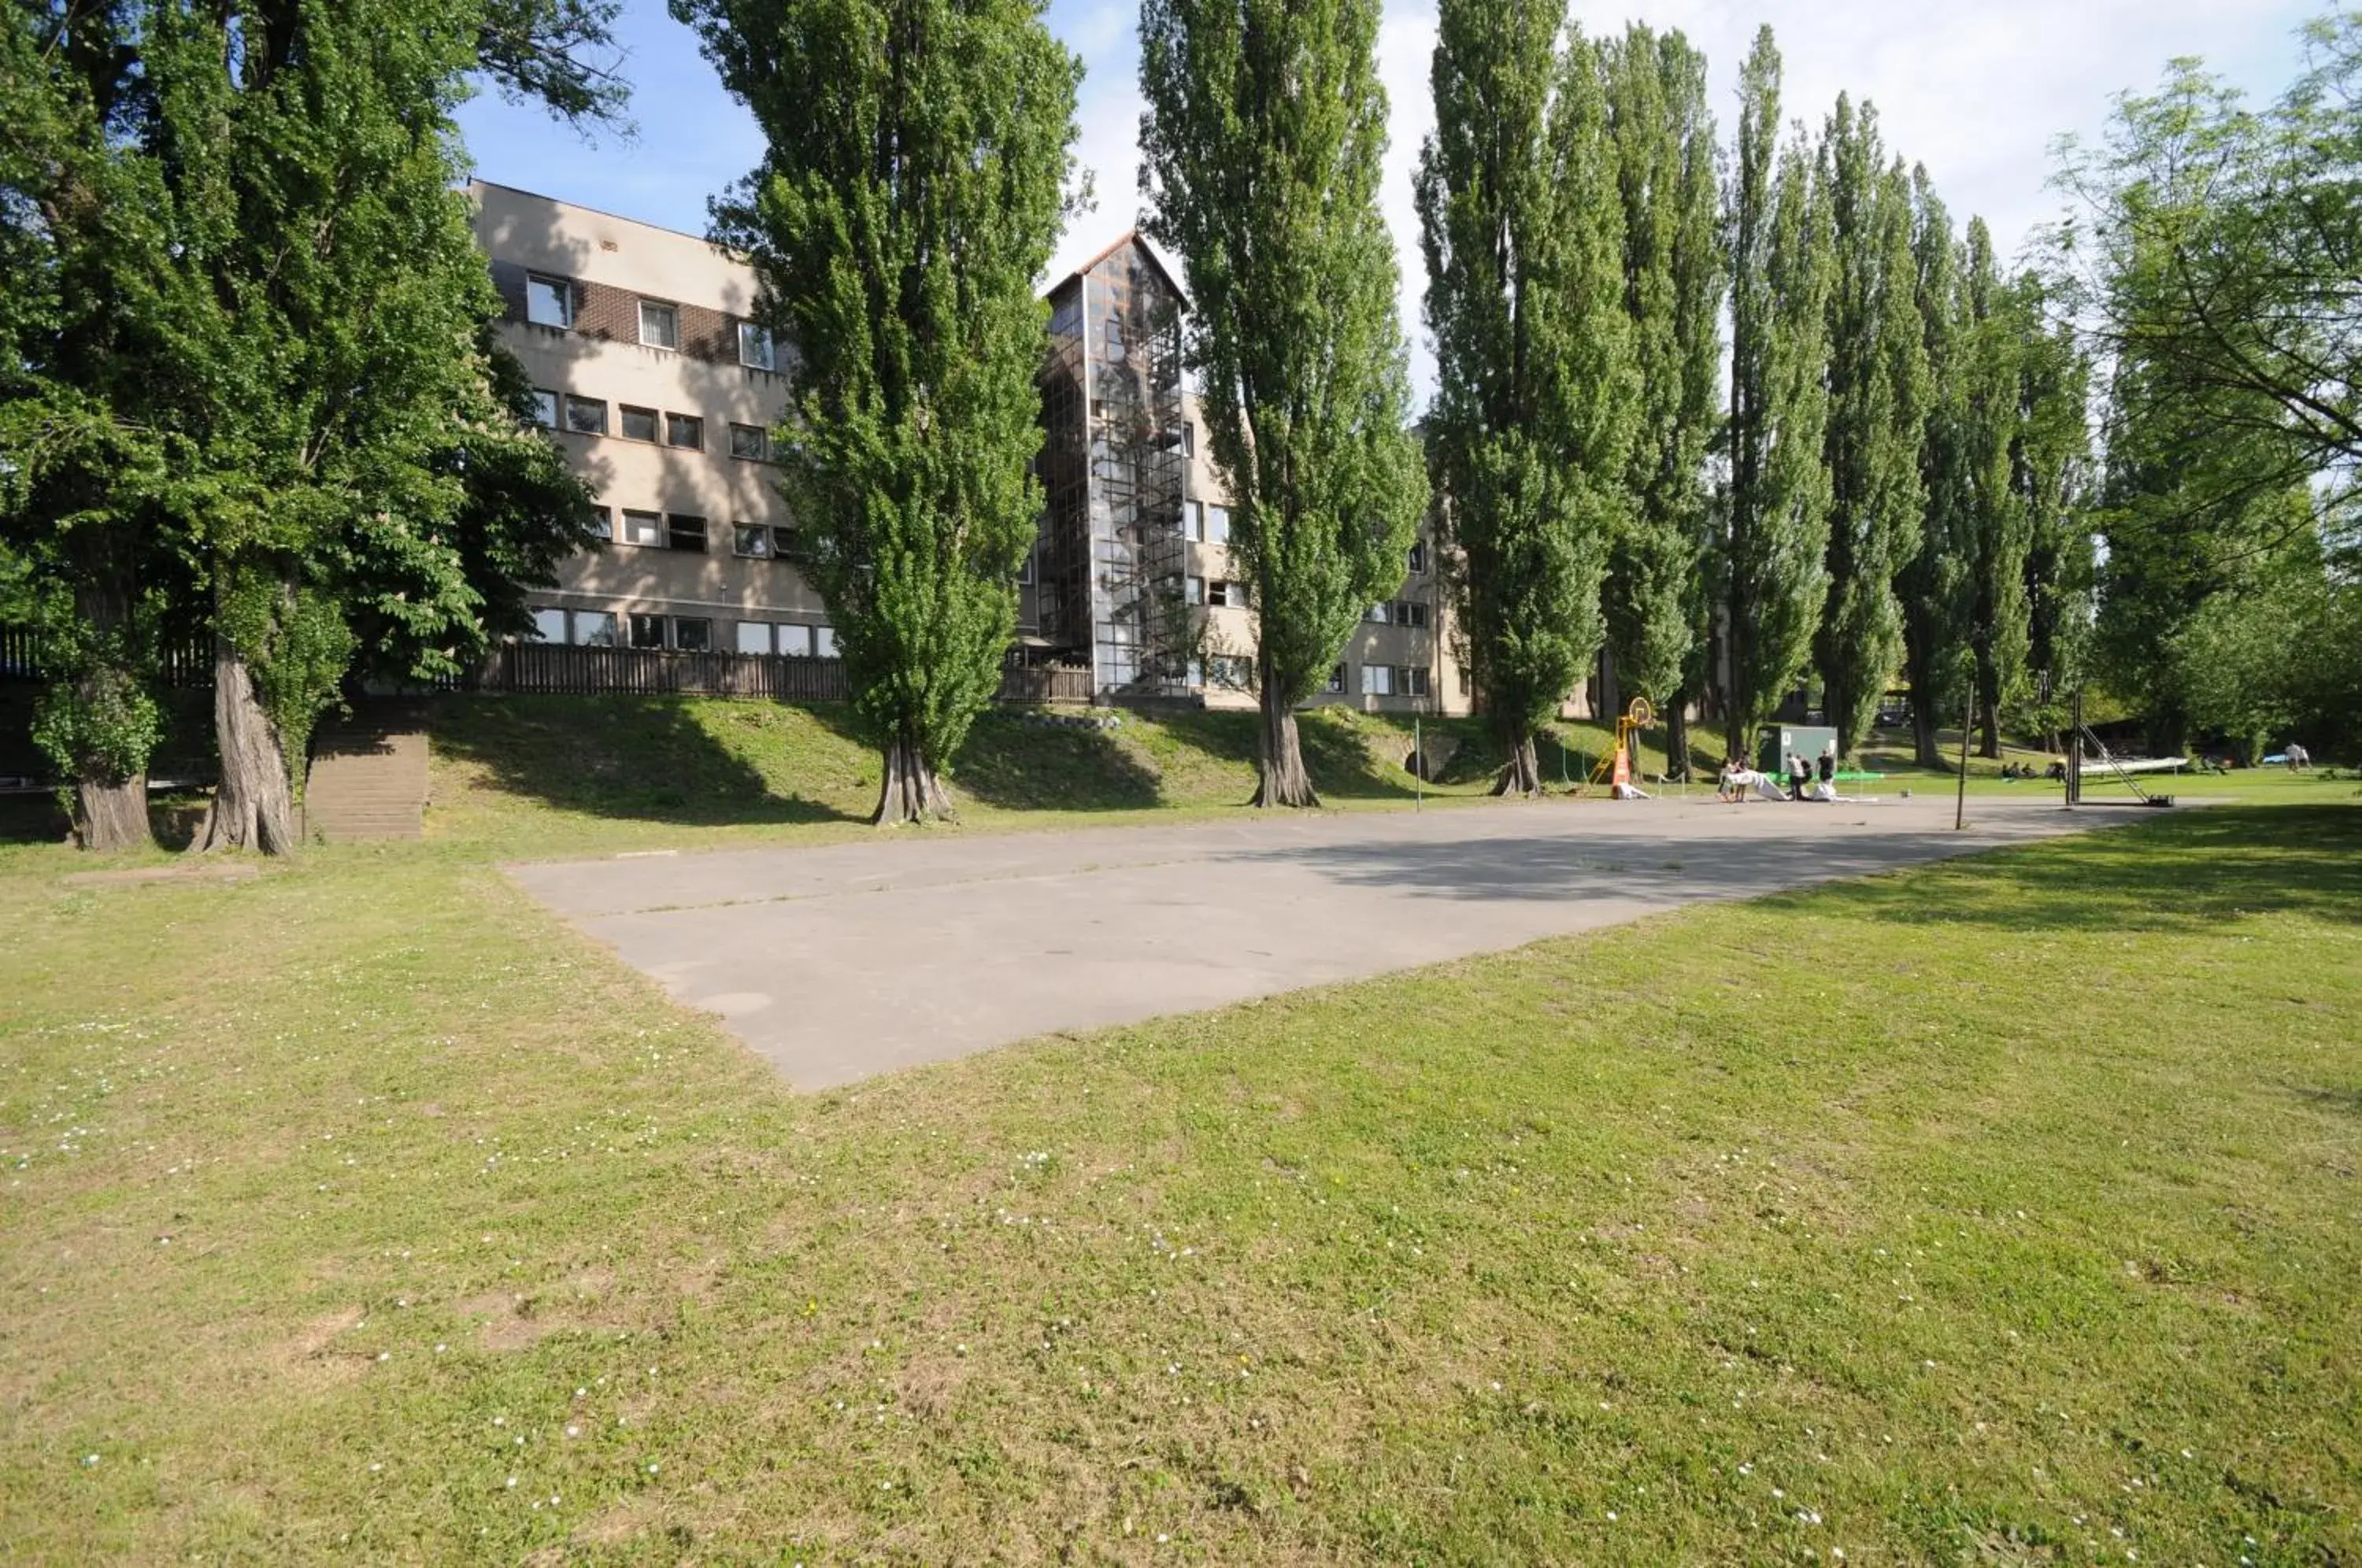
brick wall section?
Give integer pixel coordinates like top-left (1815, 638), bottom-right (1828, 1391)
top-left (489, 260), bottom-right (739, 365)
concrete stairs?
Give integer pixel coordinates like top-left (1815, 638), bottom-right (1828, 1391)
top-left (304, 705), bottom-right (428, 842)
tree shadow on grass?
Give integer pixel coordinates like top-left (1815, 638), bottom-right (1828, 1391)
top-left (1222, 804), bottom-right (2362, 936)
top-left (426, 693), bottom-right (866, 828)
top-left (950, 712), bottom-right (1164, 812)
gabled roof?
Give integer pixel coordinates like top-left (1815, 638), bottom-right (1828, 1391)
top-left (1043, 228), bottom-right (1190, 308)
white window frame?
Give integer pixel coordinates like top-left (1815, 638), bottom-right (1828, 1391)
top-left (639, 299), bottom-right (680, 350)
top-left (1186, 575), bottom-right (1204, 605)
top-left (1361, 664), bottom-right (1393, 697)
top-left (525, 273), bottom-right (572, 328)
top-left (1205, 505), bottom-right (1231, 545)
top-left (738, 321), bottom-right (776, 371)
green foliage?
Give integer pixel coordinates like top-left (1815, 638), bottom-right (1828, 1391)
top-left (1723, 28), bottom-right (1833, 753)
top-left (1898, 171), bottom-right (1971, 745)
top-left (678, 0), bottom-right (1081, 808)
top-left (30, 668), bottom-right (161, 791)
top-left (2012, 284), bottom-right (2096, 740)
top-left (1416, 0), bottom-right (1634, 779)
top-left (0, 0), bottom-right (624, 838)
top-left (1957, 221), bottom-right (2034, 747)
top-left (2055, 16), bottom-right (2362, 538)
top-left (1601, 24), bottom-right (1720, 708)
top-left (1814, 97), bottom-right (1929, 754)
top-left (1139, 0), bottom-right (1427, 715)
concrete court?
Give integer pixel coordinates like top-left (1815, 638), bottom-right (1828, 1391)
top-left (503, 798), bottom-right (2107, 1091)
top-left (507, 793), bottom-right (2100, 1089)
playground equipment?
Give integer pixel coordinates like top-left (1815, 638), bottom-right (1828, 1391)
top-left (1583, 697), bottom-right (1654, 797)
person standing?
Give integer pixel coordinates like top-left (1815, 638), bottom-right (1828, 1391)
top-left (1817, 742), bottom-right (1835, 789)
top-left (2288, 741), bottom-right (2311, 771)
top-left (1788, 752), bottom-right (1811, 801)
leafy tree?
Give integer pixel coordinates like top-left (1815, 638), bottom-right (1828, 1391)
top-left (1, 0), bottom-right (615, 852)
top-left (1814, 97), bottom-right (1928, 756)
top-left (1957, 220), bottom-right (2032, 757)
top-left (1417, 0), bottom-right (1634, 795)
top-left (1140, 0), bottom-right (1427, 806)
top-left (2012, 289), bottom-right (2095, 750)
top-left (1898, 168), bottom-right (1971, 767)
top-left (677, 0), bottom-right (1081, 823)
top-left (1722, 27), bottom-right (1833, 761)
top-left (2056, 15), bottom-right (2362, 545)
top-left (1601, 23), bottom-right (1720, 765)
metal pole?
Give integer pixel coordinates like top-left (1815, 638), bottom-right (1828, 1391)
top-left (1954, 676), bottom-right (1971, 831)
top-left (1414, 716), bottom-right (1423, 811)
top-left (2068, 687), bottom-right (2082, 808)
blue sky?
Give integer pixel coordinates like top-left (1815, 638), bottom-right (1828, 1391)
top-left (458, 0), bottom-right (2319, 401)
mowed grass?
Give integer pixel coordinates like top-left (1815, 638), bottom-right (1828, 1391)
top-left (2, 804), bottom-right (2356, 1562)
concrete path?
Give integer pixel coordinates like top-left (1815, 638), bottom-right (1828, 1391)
top-left (508, 794), bottom-right (2099, 1089)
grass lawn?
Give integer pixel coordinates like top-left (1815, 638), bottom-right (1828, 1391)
top-left (2, 793), bottom-right (2356, 1562)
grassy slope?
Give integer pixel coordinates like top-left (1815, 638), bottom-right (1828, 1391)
top-left (1, 804), bottom-right (2356, 1562)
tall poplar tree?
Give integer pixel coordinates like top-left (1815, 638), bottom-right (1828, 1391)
top-left (1815, 98), bottom-right (1928, 756)
top-left (1418, 1), bottom-right (1635, 794)
top-left (679, 0), bottom-right (1082, 823)
top-left (1140, 0), bottom-right (1427, 807)
top-left (2014, 294), bottom-right (2094, 747)
top-left (1898, 168), bottom-right (1971, 767)
top-left (1601, 24), bottom-right (1721, 756)
top-left (1722, 28), bottom-right (1832, 760)
top-left (1958, 219), bottom-right (2029, 756)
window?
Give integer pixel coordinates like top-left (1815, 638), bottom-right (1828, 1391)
top-left (1325, 664), bottom-right (1346, 694)
top-left (771, 526), bottom-right (804, 561)
top-left (738, 621), bottom-right (818, 656)
top-left (572, 611), bottom-right (616, 647)
top-left (619, 405), bottom-right (658, 442)
top-left (665, 514), bottom-right (708, 553)
top-left (779, 623), bottom-right (816, 656)
top-left (1400, 666), bottom-right (1431, 697)
top-left (813, 624), bottom-right (837, 656)
top-left (564, 395), bottom-right (607, 435)
top-left (620, 509), bottom-right (663, 547)
top-left (1365, 602), bottom-right (1390, 624)
top-left (531, 607), bottom-right (566, 644)
top-left (639, 300), bottom-right (679, 349)
top-left (528, 388), bottom-right (558, 427)
top-left (1391, 601), bottom-right (1429, 629)
top-left (1187, 501), bottom-right (1204, 542)
top-left (1209, 654), bottom-right (1251, 689)
top-left (1185, 575), bottom-right (1204, 605)
top-left (1207, 579), bottom-right (1238, 608)
top-left (628, 614), bottom-right (707, 650)
top-left (666, 413), bottom-right (704, 450)
top-left (582, 505), bottom-right (612, 542)
top-left (1407, 541), bottom-right (1427, 575)
top-left (1183, 423), bottom-right (1195, 457)
top-left (734, 524), bottom-right (773, 559)
top-left (739, 321), bottom-right (776, 370)
top-left (525, 273), bottom-right (572, 328)
top-left (730, 423), bottom-right (771, 461)
top-left (1360, 663), bottom-right (1394, 697)
top-left (1205, 504), bottom-right (1231, 545)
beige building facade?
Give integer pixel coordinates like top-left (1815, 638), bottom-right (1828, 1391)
top-left (475, 183), bottom-right (1465, 714)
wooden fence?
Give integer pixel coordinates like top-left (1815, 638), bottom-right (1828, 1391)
top-left (0, 627), bottom-right (213, 686)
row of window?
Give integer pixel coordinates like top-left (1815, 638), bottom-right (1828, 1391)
top-left (584, 508), bottom-right (806, 561)
top-left (1331, 663), bottom-right (1431, 698)
top-left (535, 392), bottom-right (774, 460)
top-left (1184, 576), bottom-right (1244, 608)
top-left (1365, 599), bottom-right (1431, 628)
top-left (531, 605), bottom-right (837, 656)
top-left (523, 272), bottom-right (779, 369)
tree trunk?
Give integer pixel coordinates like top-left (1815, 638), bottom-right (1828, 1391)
top-left (1596, 646), bottom-right (1620, 727)
top-left (876, 734), bottom-right (954, 825)
top-left (76, 772), bottom-right (153, 852)
top-left (1976, 690), bottom-right (2002, 760)
top-left (1492, 726), bottom-right (1542, 797)
top-left (1666, 690), bottom-right (1691, 782)
top-left (1252, 690), bottom-right (1317, 808)
top-left (198, 638), bottom-right (298, 854)
top-left (1910, 700), bottom-right (1942, 769)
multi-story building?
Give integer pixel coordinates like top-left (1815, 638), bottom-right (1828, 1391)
top-left (474, 183), bottom-right (1467, 716)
